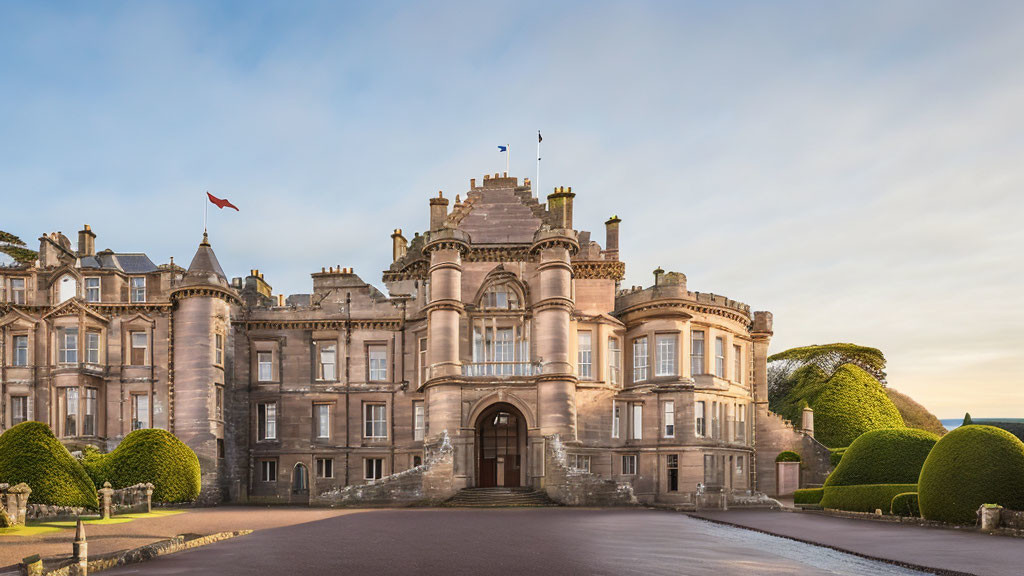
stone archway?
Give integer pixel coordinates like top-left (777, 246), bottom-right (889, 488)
top-left (475, 403), bottom-right (527, 488)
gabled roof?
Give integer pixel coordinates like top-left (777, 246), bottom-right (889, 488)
top-left (447, 178), bottom-right (545, 244)
top-left (41, 298), bottom-right (110, 324)
top-left (0, 308), bottom-right (40, 328)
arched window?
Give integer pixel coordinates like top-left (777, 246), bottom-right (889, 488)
top-left (481, 284), bottom-right (520, 310)
top-left (292, 463), bottom-right (309, 492)
top-left (468, 279), bottom-right (531, 376)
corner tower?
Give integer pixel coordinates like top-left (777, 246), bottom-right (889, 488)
top-left (170, 232), bottom-right (238, 503)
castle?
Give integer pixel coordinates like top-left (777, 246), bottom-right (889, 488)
top-left (0, 173), bottom-right (826, 505)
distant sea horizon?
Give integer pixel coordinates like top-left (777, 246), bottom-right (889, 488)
top-left (940, 417), bottom-right (1024, 431)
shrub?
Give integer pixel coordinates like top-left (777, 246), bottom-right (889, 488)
top-left (830, 447), bottom-right (847, 467)
top-left (812, 365), bottom-right (905, 448)
top-left (825, 428), bottom-right (939, 487)
top-left (0, 422), bottom-right (99, 508)
top-left (794, 488), bottom-right (824, 505)
top-left (102, 429), bottom-right (201, 503)
top-left (820, 483), bottom-right (917, 514)
top-left (80, 445), bottom-right (110, 487)
top-left (890, 492), bottom-right (920, 517)
top-left (884, 388), bottom-right (946, 436)
top-left (918, 425), bottom-right (1024, 525)
top-left (775, 451), bottom-right (801, 463)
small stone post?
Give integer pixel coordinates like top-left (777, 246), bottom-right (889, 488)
top-left (98, 482), bottom-right (114, 520)
top-left (22, 554), bottom-right (43, 576)
top-left (71, 519), bottom-right (88, 576)
top-left (9, 483), bottom-right (31, 525)
top-left (801, 406), bottom-right (815, 437)
top-left (144, 483), bottom-right (154, 513)
top-left (979, 504), bottom-right (1003, 531)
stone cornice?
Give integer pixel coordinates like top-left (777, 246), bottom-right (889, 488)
top-left (572, 260), bottom-right (626, 281)
top-left (617, 299), bottom-right (751, 326)
top-left (234, 319), bottom-right (402, 331)
top-left (170, 285), bottom-right (240, 305)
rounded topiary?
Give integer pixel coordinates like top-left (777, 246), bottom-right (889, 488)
top-left (812, 365), bottom-right (904, 448)
top-left (0, 422), bottom-right (98, 508)
top-left (775, 451), bottom-right (801, 463)
top-left (819, 483), bottom-right (917, 514)
top-left (825, 428), bottom-right (939, 487)
top-left (103, 429), bottom-right (201, 503)
top-left (830, 447), bottom-right (847, 467)
top-left (918, 425), bottom-right (1024, 524)
top-left (890, 492), bottom-right (920, 517)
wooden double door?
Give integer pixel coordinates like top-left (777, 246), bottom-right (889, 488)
top-left (477, 405), bottom-right (523, 488)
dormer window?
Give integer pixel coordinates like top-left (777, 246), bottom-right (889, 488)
top-left (57, 275), bottom-right (77, 303)
top-left (481, 285), bottom-right (520, 310)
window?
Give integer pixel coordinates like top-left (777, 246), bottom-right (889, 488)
top-left (704, 454), bottom-right (725, 487)
top-left (632, 403), bottom-right (643, 440)
top-left (695, 400), bottom-right (706, 438)
top-left (414, 456), bottom-right (422, 467)
top-left (317, 342), bottom-right (336, 381)
top-left (215, 385), bottom-right (224, 420)
top-left (413, 401), bottom-right (425, 441)
top-left (368, 345), bottom-right (387, 381)
top-left (621, 454), bottom-right (637, 475)
top-left (567, 454), bottom-right (591, 472)
top-left (13, 335), bottom-right (28, 366)
top-left (691, 330), bottom-right (705, 375)
top-left (261, 460), bottom-right (277, 482)
top-left (481, 285), bottom-right (519, 309)
top-left (86, 331), bottom-right (100, 364)
top-left (663, 401), bottom-right (675, 438)
top-left (632, 336), bottom-right (648, 382)
top-left (84, 277), bottom-right (100, 303)
top-left (11, 278), bottom-right (26, 305)
top-left (129, 277), bottom-right (146, 303)
top-left (577, 331), bottom-right (592, 379)
top-left (736, 404), bottom-right (746, 442)
top-left (656, 334), bottom-right (677, 377)
top-left (715, 337), bottom-right (725, 378)
top-left (59, 327), bottom-right (78, 364)
top-left (364, 458), bottom-right (384, 481)
top-left (64, 387), bottom-right (79, 436)
top-left (11, 396), bottom-right (28, 425)
top-left (418, 337), bottom-right (428, 385)
top-left (736, 455), bottom-right (745, 476)
top-left (131, 394), bottom-right (149, 430)
top-left (84, 388), bottom-right (97, 436)
top-left (316, 458), bottom-right (334, 479)
top-left (215, 333), bottom-right (224, 366)
top-left (612, 401), bottom-right (620, 439)
top-left (258, 402), bottom-right (277, 441)
top-left (364, 403), bottom-right (387, 438)
top-left (667, 454), bottom-right (679, 492)
top-left (257, 351), bottom-right (273, 382)
top-left (711, 401), bottom-right (720, 439)
top-left (217, 438), bottom-right (225, 459)
top-left (130, 331), bottom-right (147, 366)
top-left (315, 403), bottom-right (331, 439)
top-left (733, 344), bottom-right (742, 383)
top-left (608, 337), bottom-right (621, 385)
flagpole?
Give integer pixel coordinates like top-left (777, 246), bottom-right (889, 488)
top-left (536, 131), bottom-right (541, 199)
top-left (204, 192), bottom-right (208, 234)
top-left (506, 144), bottom-right (510, 174)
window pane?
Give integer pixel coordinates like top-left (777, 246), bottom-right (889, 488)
top-left (632, 337), bottom-right (648, 382)
top-left (656, 334), bottom-right (677, 376)
top-left (691, 331), bottom-right (704, 375)
top-left (632, 403), bottom-right (643, 440)
top-left (13, 335), bottom-right (28, 366)
top-left (369, 346), bottom-right (387, 381)
top-left (715, 337), bottom-right (725, 377)
top-left (258, 352), bottom-right (273, 381)
top-left (577, 331), bottom-right (592, 379)
top-left (608, 338), bottom-right (621, 385)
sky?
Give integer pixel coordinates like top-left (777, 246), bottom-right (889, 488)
top-left (1, 1), bottom-right (1021, 419)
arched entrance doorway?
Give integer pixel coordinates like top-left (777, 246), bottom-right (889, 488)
top-left (476, 403), bottom-right (526, 488)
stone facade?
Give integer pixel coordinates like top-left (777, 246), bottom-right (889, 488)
top-left (0, 172), bottom-right (822, 504)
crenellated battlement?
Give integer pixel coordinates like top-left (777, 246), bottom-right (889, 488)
top-left (615, 270), bottom-right (753, 319)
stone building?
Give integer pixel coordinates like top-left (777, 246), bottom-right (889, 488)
top-left (0, 173), bottom-right (825, 505)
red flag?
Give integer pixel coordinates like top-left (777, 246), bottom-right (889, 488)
top-left (207, 192), bottom-right (239, 211)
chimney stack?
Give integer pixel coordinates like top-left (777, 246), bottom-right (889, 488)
top-left (78, 225), bottom-right (96, 257)
top-left (546, 186), bottom-right (575, 229)
top-left (391, 229), bottom-right (407, 262)
top-left (429, 191), bottom-right (449, 231)
top-left (604, 215), bottom-right (621, 260)
top-left (653, 267), bottom-right (665, 286)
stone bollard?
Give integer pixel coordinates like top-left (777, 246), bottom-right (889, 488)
top-left (979, 504), bottom-right (1003, 531)
top-left (21, 554), bottom-right (43, 576)
top-left (144, 483), bottom-right (154, 513)
top-left (70, 519), bottom-right (88, 576)
top-left (98, 482), bottom-right (114, 520)
top-left (9, 483), bottom-right (31, 526)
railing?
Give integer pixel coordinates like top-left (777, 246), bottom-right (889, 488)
top-left (461, 362), bottom-right (540, 377)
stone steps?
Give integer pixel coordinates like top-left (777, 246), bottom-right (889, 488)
top-left (444, 487), bottom-right (558, 508)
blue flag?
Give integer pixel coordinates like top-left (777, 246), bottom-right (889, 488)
top-left (498, 145), bottom-right (507, 152)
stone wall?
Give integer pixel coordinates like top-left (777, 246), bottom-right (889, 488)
top-left (543, 434), bottom-right (637, 506)
top-left (754, 405), bottom-right (832, 496)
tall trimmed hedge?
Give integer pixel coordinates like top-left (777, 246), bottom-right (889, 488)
top-left (819, 483), bottom-right (917, 514)
top-left (918, 425), bottom-right (1024, 524)
top-left (890, 492), bottom-right (920, 517)
top-left (824, 428), bottom-right (939, 487)
top-left (794, 487), bottom-right (824, 505)
top-left (0, 422), bottom-right (98, 508)
top-left (100, 429), bottom-right (201, 503)
top-left (812, 365), bottom-right (904, 448)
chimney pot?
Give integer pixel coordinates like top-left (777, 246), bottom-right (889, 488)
top-left (470, 178), bottom-right (476, 187)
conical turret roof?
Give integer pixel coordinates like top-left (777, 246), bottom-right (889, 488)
top-left (180, 232), bottom-right (228, 288)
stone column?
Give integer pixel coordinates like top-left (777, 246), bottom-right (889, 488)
top-left (531, 227), bottom-right (580, 439)
top-left (751, 311), bottom-right (773, 404)
top-left (145, 484), bottom-right (154, 513)
top-left (71, 519), bottom-right (87, 576)
top-left (801, 406), bottom-right (815, 437)
top-left (98, 483), bottom-right (114, 520)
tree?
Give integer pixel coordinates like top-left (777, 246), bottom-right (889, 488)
top-left (962, 412), bottom-right (973, 426)
top-left (0, 230), bottom-right (38, 265)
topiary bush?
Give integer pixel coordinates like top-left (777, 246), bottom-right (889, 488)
top-left (819, 483), bottom-right (917, 514)
top-left (775, 451), bottom-right (801, 463)
top-left (824, 428), bottom-right (939, 487)
top-left (101, 429), bottom-right (201, 503)
top-left (830, 447), bottom-right (847, 467)
top-left (884, 388), bottom-right (946, 437)
top-left (794, 487), bottom-right (824, 505)
top-left (890, 492), bottom-right (920, 517)
top-left (0, 422), bottom-right (98, 508)
top-left (80, 445), bottom-right (110, 488)
top-left (918, 425), bottom-right (1024, 525)
top-left (812, 365), bottom-right (905, 448)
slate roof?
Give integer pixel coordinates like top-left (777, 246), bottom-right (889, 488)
top-left (179, 233), bottom-right (228, 288)
top-left (80, 252), bottom-right (159, 274)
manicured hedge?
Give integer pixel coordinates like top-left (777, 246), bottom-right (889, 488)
top-left (100, 429), bottom-right (201, 503)
top-left (884, 388), bottom-right (946, 437)
top-left (794, 488), bottom-right (824, 505)
top-left (890, 492), bottom-right (920, 517)
top-left (918, 425), bottom-right (1024, 525)
top-left (0, 422), bottom-right (99, 508)
top-left (824, 428), bottom-right (939, 487)
top-left (812, 365), bottom-right (904, 448)
top-left (775, 451), bottom-right (801, 463)
top-left (820, 483), bottom-right (917, 514)
top-left (830, 447), bottom-right (847, 467)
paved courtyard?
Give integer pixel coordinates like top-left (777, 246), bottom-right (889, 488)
top-left (100, 508), bottom-right (932, 576)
